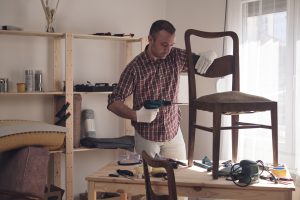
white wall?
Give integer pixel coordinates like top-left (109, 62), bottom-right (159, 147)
top-left (0, 0), bottom-right (227, 198)
top-left (0, 1), bottom-right (166, 198)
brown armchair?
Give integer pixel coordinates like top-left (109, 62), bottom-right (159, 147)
top-left (184, 29), bottom-right (278, 179)
top-left (142, 151), bottom-right (177, 200)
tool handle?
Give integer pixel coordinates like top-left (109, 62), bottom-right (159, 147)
top-left (55, 112), bottom-right (71, 125)
top-left (167, 158), bottom-right (187, 166)
top-left (193, 161), bottom-right (212, 172)
top-left (55, 102), bottom-right (70, 118)
top-left (143, 100), bottom-right (171, 109)
top-left (116, 169), bottom-right (134, 177)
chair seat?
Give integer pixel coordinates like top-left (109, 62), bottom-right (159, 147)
top-left (194, 91), bottom-right (275, 114)
top-left (196, 91), bottom-right (271, 103)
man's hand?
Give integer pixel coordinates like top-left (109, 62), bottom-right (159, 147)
top-left (136, 107), bottom-right (159, 123)
top-left (195, 50), bottom-right (217, 74)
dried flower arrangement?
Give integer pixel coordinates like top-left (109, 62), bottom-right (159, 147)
top-left (40, 0), bottom-right (60, 32)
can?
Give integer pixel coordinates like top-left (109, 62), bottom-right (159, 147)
top-left (0, 78), bottom-right (8, 92)
top-left (35, 70), bottom-right (43, 92)
top-left (25, 69), bottom-right (34, 92)
top-left (17, 83), bottom-right (26, 92)
top-left (82, 109), bottom-right (96, 137)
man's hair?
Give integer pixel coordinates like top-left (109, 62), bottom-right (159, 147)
top-left (149, 20), bottom-right (176, 39)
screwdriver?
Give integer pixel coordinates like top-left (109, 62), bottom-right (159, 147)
top-left (143, 100), bottom-right (183, 109)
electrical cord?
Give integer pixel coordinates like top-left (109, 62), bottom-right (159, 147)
top-left (256, 160), bottom-right (278, 184)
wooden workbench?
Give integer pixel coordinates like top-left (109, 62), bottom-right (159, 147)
top-left (86, 161), bottom-right (295, 200)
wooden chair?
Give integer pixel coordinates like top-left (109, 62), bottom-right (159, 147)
top-left (142, 151), bottom-right (177, 200)
top-left (184, 29), bottom-right (278, 179)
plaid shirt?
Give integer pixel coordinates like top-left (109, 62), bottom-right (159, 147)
top-left (108, 46), bottom-right (188, 142)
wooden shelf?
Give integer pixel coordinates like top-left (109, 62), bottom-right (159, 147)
top-left (50, 147), bottom-right (102, 154)
top-left (73, 147), bottom-right (99, 152)
top-left (0, 30), bottom-right (64, 38)
top-left (0, 91), bottom-right (65, 95)
top-left (74, 91), bottom-right (112, 95)
top-left (49, 149), bottom-right (64, 154)
top-left (73, 33), bottom-right (142, 42)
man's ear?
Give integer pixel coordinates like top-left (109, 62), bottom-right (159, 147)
top-left (148, 35), bottom-right (153, 44)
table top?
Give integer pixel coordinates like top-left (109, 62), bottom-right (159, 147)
top-left (86, 161), bottom-right (295, 192)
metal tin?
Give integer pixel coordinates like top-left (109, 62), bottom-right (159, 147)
top-left (35, 70), bottom-right (43, 92)
top-left (25, 69), bottom-right (34, 92)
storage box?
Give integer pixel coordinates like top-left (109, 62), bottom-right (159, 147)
top-left (0, 146), bottom-right (49, 199)
top-left (272, 166), bottom-right (287, 178)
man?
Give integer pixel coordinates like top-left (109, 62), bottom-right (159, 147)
top-left (107, 19), bottom-right (188, 160)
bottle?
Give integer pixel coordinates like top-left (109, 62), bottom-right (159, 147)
top-left (35, 70), bottom-right (43, 92)
top-left (25, 69), bottom-right (34, 92)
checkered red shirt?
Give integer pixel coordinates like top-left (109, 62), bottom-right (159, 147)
top-left (108, 46), bottom-right (188, 142)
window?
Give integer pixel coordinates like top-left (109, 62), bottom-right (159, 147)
top-left (226, 0), bottom-right (300, 179)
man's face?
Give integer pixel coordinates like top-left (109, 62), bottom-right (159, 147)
top-left (148, 30), bottom-right (175, 59)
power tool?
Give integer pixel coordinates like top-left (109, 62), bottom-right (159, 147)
top-left (144, 100), bottom-right (177, 109)
top-left (230, 160), bottom-right (259, 186)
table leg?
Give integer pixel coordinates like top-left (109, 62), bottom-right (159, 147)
top-left (285, 191), bottom-right (293, 200)
top-left (88, 181), bottom-right (96, 200)
top-left (120, 192), bottom-right (127, 200)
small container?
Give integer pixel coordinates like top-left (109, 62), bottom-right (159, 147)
top-left (17, 83), bottom-right (26, 92)
top-left (82, 109), bottom-right (96, 137)
top-left (25, 69), bottom-right (34, 92)
top-left (34, 70), bottom-right (43, 92)
top-left (0, 78), bottom-right (8, 92)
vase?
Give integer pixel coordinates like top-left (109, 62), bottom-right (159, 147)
top-left (46, 19), bottom-right (55, 33)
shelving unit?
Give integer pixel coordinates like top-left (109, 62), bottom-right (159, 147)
top-left (0, 29), bottom-right (145, 200)
top-left (0, 29), bottom-right (66, 199)
top-left (66, 33), bottom-right (145, 199)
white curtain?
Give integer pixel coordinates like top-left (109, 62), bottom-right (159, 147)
top-left (223, 0), bottom-right (300, 183)
top-left (294, 0), bottom-right (300, 184)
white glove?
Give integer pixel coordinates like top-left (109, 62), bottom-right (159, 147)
top-left (136, 107), bottom-right (159, 123)
top-left (195, 50), bottom-right (217, 74)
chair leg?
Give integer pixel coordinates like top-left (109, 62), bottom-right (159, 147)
top-left (212, 110), bottom-right (221, 179)
top-left (271, 104), bottom-right (279, 166)
top-left (188, 109), bottom-right (197, 167)
top-left (232, 115), bottom-right (239, 163)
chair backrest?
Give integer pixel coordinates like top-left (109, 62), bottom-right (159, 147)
top-left (184, 29), bottom-right (240, 100)
top-left (142, 151), bottom-right (177, 200)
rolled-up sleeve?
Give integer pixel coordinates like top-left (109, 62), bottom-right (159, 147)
top-left (107, 65), bottom-right (135, 107)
